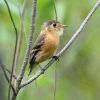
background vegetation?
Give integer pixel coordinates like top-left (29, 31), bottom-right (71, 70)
top-left (0, 0), bottom-right (100, 100)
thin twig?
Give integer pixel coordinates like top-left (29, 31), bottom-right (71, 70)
top-left (15, 0), bottom-right (28, 70)
top-left (14, 0), bottom-right (28, 74)
top-left (0, 63), bottom-right (16, 95)
top-left (20, 0), bottom-right (100, 88)
top-left (53, 67), bottom-right (57, 100)
top-left (17, 0), bottom-right (37, 86)
top-left (10, 0), bottom-right (37, 99)
top-left (52, 0), bottom-right (58, 20)
top-left (5, 68), bottom-right (17, 79)
top-left (3, 0), bottom-right (18, 100)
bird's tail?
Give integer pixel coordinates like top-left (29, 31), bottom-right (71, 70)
top-left (28, 65), bottom-right (33, 76)
top-left (28, 67), bottom-right (32, 76)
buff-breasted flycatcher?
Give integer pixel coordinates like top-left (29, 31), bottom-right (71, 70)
top-left (29, 20), bottom-right (67, 75)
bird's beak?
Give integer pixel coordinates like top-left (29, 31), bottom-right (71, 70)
top-left (62, 25), bottom-right (68, 28)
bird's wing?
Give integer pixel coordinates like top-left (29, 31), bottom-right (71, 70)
top-left (29, 33), bottom-right (45, 70)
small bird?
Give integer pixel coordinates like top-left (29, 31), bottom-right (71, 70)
top-left (29, 20), bottom-right (67, 75)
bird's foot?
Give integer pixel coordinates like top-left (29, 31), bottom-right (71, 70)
top-left (53, 55), bottom-right (59, 61)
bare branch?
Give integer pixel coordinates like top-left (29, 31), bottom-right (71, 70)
top-left (3, 0), bottom-right (18, 99)
top-left (16, 0), bottom-right (37, 90)
top-left (0, 62), bottom-right (16, 95)
top-left (53, 68), bottom-right (57, 100)
top-left (20, 0), bottom-right (100, 88)
top-left (52, 0), bottom-right (58, 20)
top-left (5, 68), bottom-right (17, 79)
top-left (10, 0), bottom-right (38, 99)
top-left (15, 0), bottom-right (28, 69)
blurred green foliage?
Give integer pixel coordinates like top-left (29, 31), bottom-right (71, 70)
top-left (0, 0), bottom-right (100, 100)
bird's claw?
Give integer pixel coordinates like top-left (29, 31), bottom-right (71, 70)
top-left (53, 55), bottom-right (59, 61)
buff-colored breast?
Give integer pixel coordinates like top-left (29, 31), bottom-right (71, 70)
top-left (35, 32), bottom-right (59, 63)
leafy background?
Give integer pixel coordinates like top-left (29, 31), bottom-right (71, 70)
top-left (0, 0), bottom-right (100, 100)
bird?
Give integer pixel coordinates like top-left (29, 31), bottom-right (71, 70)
top-left (29, 20), bottom-right (67, 75)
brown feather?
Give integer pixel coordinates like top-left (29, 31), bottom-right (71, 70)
top-left (29, 34), bottom-right (45, 74)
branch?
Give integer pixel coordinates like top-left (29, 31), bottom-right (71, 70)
top-left (3, 0), bottom-right (18, 99)
top-left (52, 0), bottom-right (58, 20)
top-left (16, 0), bottom-right (37, 89)
top-left (5, 68), bottom-right (17, 79)
top-left (20, 0), bottom-right (100, 88)
top-left (10, 0), bottom-right (38, 99)
top-left (15, 0), bottom-right (28, 70)
top-left (0, 62), bottom-right (16, 95)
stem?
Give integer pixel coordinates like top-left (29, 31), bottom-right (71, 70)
top-left (17, 0), bottom-right (37, 86)
top-left (52, 0), bottom-right (58, 20)
top-left (15, 0), bottom-right (28, 70)
top-left (11, 0), bottom-right (38, 99)
top-left (0, 63), bottom-right (16, 94)
top-left (3, 0), bottom-right (18, 100)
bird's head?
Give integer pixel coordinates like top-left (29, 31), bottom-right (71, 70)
top-left (41, 20), bottom-right (67, 36)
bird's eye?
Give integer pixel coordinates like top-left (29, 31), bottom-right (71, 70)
top-left (53, 23), bottom-right (56, 27)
